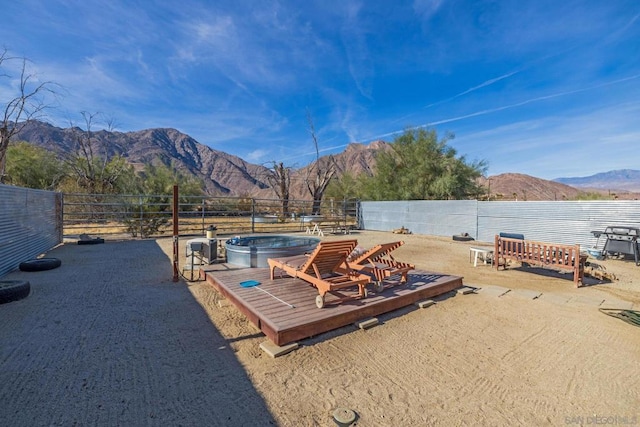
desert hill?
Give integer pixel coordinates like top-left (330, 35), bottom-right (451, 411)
top-left (478, 173), bottom-right (582, 201)
top-left (12, 120), bottom-right (640, 200)
top-left (555, 169), bottom-right (640, 193)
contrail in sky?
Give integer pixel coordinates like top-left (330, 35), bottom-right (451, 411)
top-left (423, 70), bottom-right (521, 109)
top-left (281, 74), bottom-right (640, 163)
top-left (372, 74), bottom-right (640, 143)
top-left (419, 74), bottom-right (640, 128)
top-left (389, 68), bottom-right (523, 126)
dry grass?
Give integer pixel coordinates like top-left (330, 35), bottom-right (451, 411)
top-left (64, 216), bottom-right (357, 239)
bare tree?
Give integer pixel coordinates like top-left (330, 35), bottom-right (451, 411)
top-left (0, 49), bottom-right (58, 182)
top-left (265, 161), bottom-right (291, 216)
top-left (305, 111), bottom-right (337, 215)
top-left (65, 111), bottom-right (129, 194)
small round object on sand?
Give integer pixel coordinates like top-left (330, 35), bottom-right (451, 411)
top-left (333, 407), bottom-right (357, 425)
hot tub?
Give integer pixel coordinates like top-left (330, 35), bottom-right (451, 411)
top-left (300, 215), bottom-right (324, 223)
top-left (253, 215), bottom-right (278, 223)
top-left (225, 235), bottom-right (320, 268)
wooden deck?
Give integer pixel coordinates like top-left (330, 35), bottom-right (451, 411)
top-left (202, 265), bottom-right (463, 346)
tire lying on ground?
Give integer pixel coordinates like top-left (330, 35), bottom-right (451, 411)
top-left (19, 257), bottom-right (62, 272)
top-left (0, 280), bottom-right (31, 304)
top-left (452, 234), bottom-right (474, 242)
top-left (77, 238), bottom-right (105, 245)
top-left (77, 234), bottom-right (105, 245)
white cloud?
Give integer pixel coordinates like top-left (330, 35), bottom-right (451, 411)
top-left (413, 0), bottom-right (444, 20)
top-left (456, 101), bottom-right (640, 178)
top-left (246, 148), bottom-right (269, 163)
top-left (340, 2), bottom-right (374, 100)
top-left (2, 0), bottom-right (638, 182)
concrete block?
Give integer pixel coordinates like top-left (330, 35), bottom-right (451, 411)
top-left (457, 286), bottom-right (477, 295)
top-left (566, 295), bottom-right (605, 307)
top-left (506, 289), bottom-right (542, 300)
top-left (537, 293), bottom-right (571, 305)
top-left (415, 299), bottom-right (436, 309)
top-left (599, 299), bottom-right (634, 310)
top-left (259, 341), bottom-right (299, 358)
top-left (477, 285), bottom-right (510, 297)
top-left (354, 317), bottom-right (379, 330)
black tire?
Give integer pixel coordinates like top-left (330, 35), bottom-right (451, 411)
top-left (0, 280), bottom-right (31, 304)
top-left (452, 235), bottom-right (474, 242)
top-left (19, 257), bottom-right (62, 272)
top-left (77, 238), bottom-right (105, 245)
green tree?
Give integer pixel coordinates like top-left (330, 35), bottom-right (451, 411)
top-left (138, 162), bottom-right (202, 196)
top-left (5, 141), bottom-right (65, 189)
top-left (574, 191), bottom-right (608, 201)
top-left (325, 171), bottom-right (364, 200)
top-left (361, 128), bottom-right (486, 200)
top-left (63, 112), bottom-right (134, 194)
top-left (62, 155), bottom-right (137, 194)
top-left (123, 162), bottom-right (203, 237)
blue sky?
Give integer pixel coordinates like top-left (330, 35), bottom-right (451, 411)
top-left (1, 0), bottom-right (638, 179)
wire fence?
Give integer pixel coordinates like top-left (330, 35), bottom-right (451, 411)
top-left (62, 193), bottom-right (360, 239)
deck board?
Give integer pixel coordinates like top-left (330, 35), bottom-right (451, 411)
top-left (203, 264), bottom-right (463, 346)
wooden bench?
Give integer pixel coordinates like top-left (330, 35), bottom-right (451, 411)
top-left (494, 235), bottom-right (587, 287)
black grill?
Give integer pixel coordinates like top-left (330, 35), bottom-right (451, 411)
top-left (592, 226), bottom-right (640, 266)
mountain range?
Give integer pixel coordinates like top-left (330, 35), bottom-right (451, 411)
top-left (554, 169), bottom-right (640, 192)
top-left (12, 120), bottom-right (640, 201)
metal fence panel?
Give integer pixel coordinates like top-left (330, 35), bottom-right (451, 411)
top-left (478, 200), bottom-right (640, 248)
top-left (361, 199), bottom-right (640, 249)
top-left (361, 200), bottom-right (478, 237)
top-left (0, 185), bottom-right (62, 277)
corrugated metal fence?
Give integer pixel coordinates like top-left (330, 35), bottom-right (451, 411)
top-left (0, 185), bottom-right (63, 277)
top-left (3, 186), bottom-right (639, 278)
top-left (361, 200), bottom-right (640, 248)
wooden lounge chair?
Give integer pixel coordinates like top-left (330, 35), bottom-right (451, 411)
top-left (268, 239), bottom-right (371, 308)
top-left (349, 241), bottom-right (415, 292)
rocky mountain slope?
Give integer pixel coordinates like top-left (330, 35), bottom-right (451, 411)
top-left (478, 174), bottom-right (582, 201)
top-left (13, 120), bottom-right (387, 198)
top-left (12, 120), bottom-right (639, 200)
top-left (15, 121), bottom-right (272, 195)
top-left (554, 169), bottom-right (640, 192)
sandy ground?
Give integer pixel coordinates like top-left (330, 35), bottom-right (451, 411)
top-left (1, 230), bottom-right (638, 426)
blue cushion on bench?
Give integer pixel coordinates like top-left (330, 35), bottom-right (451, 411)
top-left (499, 232), bottom-right (525, 240)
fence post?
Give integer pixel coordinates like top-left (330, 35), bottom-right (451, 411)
top-left (57, 192), bottom-right (64, 242)
top-left (251, 198), bottom-right (256, 233)
top-left (139, 195), bottom-right (144, 239)
top-left (172, 185), bottom-right (179, 282)
top-left (342, 198), bottom-right (347, 230)
top-left (201, 198), bottom-right (205, 235)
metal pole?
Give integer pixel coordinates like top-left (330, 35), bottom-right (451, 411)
top-left (251, 198), bottom-right (256, 233)
top-left (172, 185), bottom-right (179, 282)
top-left (201, 198), bottom-right (205, 235)
top-left (139, 195), bottom-right (143, 239)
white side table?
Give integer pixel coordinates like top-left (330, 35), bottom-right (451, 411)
top-left (469, 247), bottom-right (494, 267)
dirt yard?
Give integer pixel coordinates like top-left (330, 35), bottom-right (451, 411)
top-left (177, 230), bottom-right (640, 426)
top-left (1, 230), bottom-right (637, 426)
